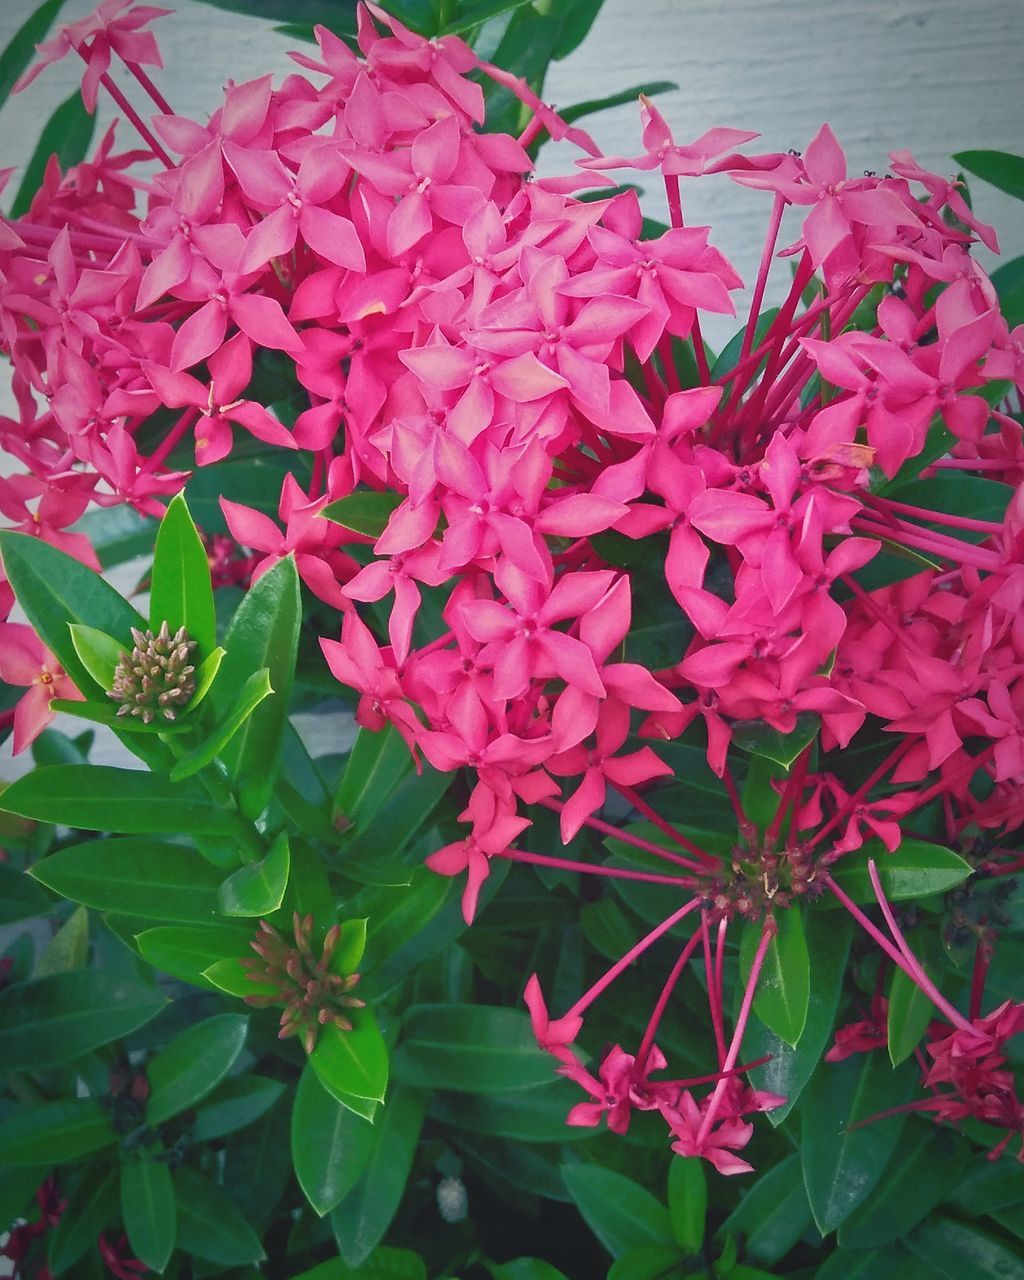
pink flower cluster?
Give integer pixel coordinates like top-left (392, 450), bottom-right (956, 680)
top-left (3, 0), bottom-right (1024, 1172)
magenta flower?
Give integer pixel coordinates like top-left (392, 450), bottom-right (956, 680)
top-left (0, 623), bottom-right (83, 754)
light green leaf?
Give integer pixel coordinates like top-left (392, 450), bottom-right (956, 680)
top-left (35, 905), bottom-right (89, 977)
top-left (169, 667), bottom-right (272, 781)
top-left (830, 839), bottom-right (972, 903)
top-left (218, 830), bottom-right (290, 916)
top-left (149, 492), bottom-right (217, 655)
top-left (69, 623), bottom-right (123, 690)
top-left (309, 1013), bottom-right (390, 1109)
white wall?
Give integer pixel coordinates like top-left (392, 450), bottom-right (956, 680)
top-left (1, 0), bottom-right (1022, 340)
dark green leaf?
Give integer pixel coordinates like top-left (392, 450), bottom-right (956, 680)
top-left (801, 1054), bottom-right (914, 1234)
top-left (321, 490), bottom-right (404, 538)
top-left (951, 1160), bottom-right (1024, 1216)
top-left (561, 1164), bottom-right (674, 1260)
top-left (48, 1168), bottom-right (118, 1275)
top-left (0, 970), bottom-right (166, 1069)
top-left (394, 1004), bottom-right (552, 1092)
top-left (31, 838), bottom-right (224, 922)
top-left (830, 838), bottom-right (972, 903)
top-left (75, 504), bottom-right (154, 570)
top-left (331, 1085), bottom-right (427, 1268)
top-left (337, 763), bottom-right (452, 873)
top-left (667, 1156), bottom-right (705, 1254)
top-left (35, 903), bottom-right (89, 976)
top-left (953, 149), bottom-right (1024, 200)
top-left (887, 963), bottom-right (935, 1066)
top-left (292, 1063), bottom-right (377, 1217)
top-left (192, 1074), bottom-right (285, 1142)
top-left (553, 0), bottom-right (603, 58)
top-left (430, 1077), bottom-right (595, 1144)
top-left (334, 724), bottom-right (415, 831)
top-left (169, 667), bottom-right (273, 781)
top-left (717, 1154), bottom-right (812, 1264)
top-left (1, 765), bottom-right (244, 835)
top-left (883, 475), bottom-right (1012, 544)
top-left (189, 0), bottom-right (356, 25)
top-left (150, 493), bottom-right (217, 655)
top-left (740, 909), bottom-right (810, 1047)
top-left (905, 1215), bottom-right (1024, 1280)
top-left (309, 1012), bottom-right (390, 1108)
top-left (733, 713), bottom-right (820, 769)
top-left (174, 1165), bottom-right (266, 1266)
top-left (0, 861), bottom-right (50, 924)
top-left (607, 1246), bottom-right (686, 1280)
top-left (219, 830), bottom-right (290, 916)
top-left (560, 80), bottom-right (676, 125)
top-left (121, 1157), bottom-right (176, 1272)
top-left (815, 1247), bottom-right (919, 1280)
top-left (0, 0), bottom-right (65, 108)
top-left (0, 1098), bottom-right (114, 1163)
top-left (147, 1013), bottom-right (248, 1124)
top-left (11, 91), bottom-right (95, 217)
top-left (214, 555), bottom-right (301, 818)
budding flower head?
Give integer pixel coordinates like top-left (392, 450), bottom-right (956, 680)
top-left (107, 620), bottom-right (197, 724)
top-left (242, 912), bottom-right (365, 1055)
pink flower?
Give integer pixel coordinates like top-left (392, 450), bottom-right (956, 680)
top-left (0, 623), bottom-right (83, 754)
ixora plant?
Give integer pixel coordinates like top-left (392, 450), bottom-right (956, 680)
top-left (1, 0), bottom-right (1024, 1275)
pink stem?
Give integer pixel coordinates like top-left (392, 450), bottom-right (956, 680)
top-left (808, 738), bottom-right (916, 851)
top-left (566, 896), bottom-right (701, 1019)
top-left (870, 495), bottom-right (1004, 535)
top-left (637, 925), bottom-right (704, 1067)
top-left (701, 910), bottom-right (726, 1064)
top-left (123, 60), bottom-right (174, 116)
top-left (141, 407), bottom-right (199, 473)
top-left (740, 193), bottom-right (786, 362)
top-left (97, 71), bottom-right (174, 167)
top-left (609, 781), bottom-right (720, 866)
top-left (495, 846), bottom-right (698, 888)
top-left (969, 939), bottom-right (991, 1020)
top-left (539, 797), bottom-right (714, 875)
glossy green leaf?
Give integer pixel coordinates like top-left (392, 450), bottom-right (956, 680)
top-left (218, 830), bottom-right (290, 916)
top-left (0, 530), bottom-right (144, 695)
top-left (334, 724), bottom-right (415, 831)
top-left (35, 904), bottom-right (89, 977)
top-left (606, 1245), bottom-right (685, 1280)
top-left (201, 955), bottom-right (273, 998)
top-left (560, 79), bottom-right (676, 125)
top-left (887, 963), bottom-right (935, 1066)
top-left (815, 1247), bottom-right (917, 1280)
top-left (801, 1054), bottom-right (914, 1234)
top-left (338, 763), bottom-right (452, 875)
top-left (561, 1164), bottom-right (674, 1260)
top-left (331, 1085), bottom-right (428, 1268)
top-left (169, 667), bottom-right (273, 781)
top-left (953, 149), bottom-right (1024, 200)
top-left (951, 1160), bottom-right (1024, 1216)
top-left (746, 912), bottom-right (852, 1123)
top-left (394, 1004), bottom-right (551, 1093)
top-left (47, 697), bottom-right (190, 735)
top-left (149, 493), bottom-right (216, 655)
top-left (905, 1215), bottom-right (1024, 1280)
top-left (0, 1098), bottom-right (114, 1163)
top-left (733, 713), bottom-right (820, 769)
top-left (121, 1157), bottom-right (176, 1273)
top-left (192, 1074), bottom-right (285, 1142)
top-left (430, 1077), bottom-right (595, 1144)
top-left (321, 490), bottom-right (404, 538)
top-left (667, 1156), bottom-right (705, 1255)
top-left (69, 623), bottom-right (123, 690)
top-left (11, 91), bottom-right (96, 218)
top-left (48, 1168), bottom-right (118, 1275)
top-left (442, 0), bottom-right (532, 34)
top-left (135, 923), bottom-right (251, 985)
top-left (292, 1063), bottom-right (377, 1216)
top-left (1, 765), bottom-right (244, 835)
top-left (740, 909), bottom-right (810, 1047)
top-left (214, 555), bottom-right (301, 818)
top-left (0, 0), bottom-right (65, 107)
top-left (717, 1154), bottom-right (812, 1264)
top-left (0, 861), bottom-right (50, 924)
top-left (174, 1165), bottom-right (265, 1266)
top-left (838, 1121), bottom-right (970, 1249)
top-left (147, 1013), bottom-right (249, 1124)
top-left (829, 839), bottom-right (972, 903)
top-left (310, 1012), bottom-right (390, 1108)
top-left (0, 970), bottom-right (166, 1069)
top-left (32, 838), bottom-right (223, 922)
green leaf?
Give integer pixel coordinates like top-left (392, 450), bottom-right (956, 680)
top-left (838, 1121), bottom-right (971, 1249)
top-left (561, 1164), bottom-right (674, 1260)
top-left (192, 1074), bottom-right (285, 1142)
top-left (48, 1168), bottom-right (118, 1275)
top-left (337, 763), bottom-right (452, 874)
top-left (11, 91), bottom-right (96, 218)
top-left (292, 1062), bottom-right (377, 1216)
top-left (815, 1247), bottom-right (918, 1280)
top-left (310, 1012), bottom-right (390, 1107)
top-left (0, 970), bottom-right (166, 1069)
top-left (716, 1154), bottom-right (812, 1264)
top-left (394, 1004), bottom-right (552, 1093)
top-left (884, 475), bottom-right (1012, 544)
top-left (35, 904), bottom-right (89, 976)
top-left (321, 490), bottom-right (404, 538)
top-left (75, 504), bottom-right (155, 570)
top-left (47, 697), bottom-right (191, 735)
top-left (560, 80), bottom-right (676, 125)
top-left (801, 1053), bottom-right (914, 1234)
top-left (1, 765), bottom-right (244, 835)
top-left (189, 0), bottom-right (357, 26)
top-left (494, 1263), bottom-right (571, 1280)
top-left (146, 1013), bottom-right (249, 1124)
top-left (0, 0), bottom-right (65, 108)
top-left (121, 1157), bottom-right (176, 1273)
top-left (0, 530), bottom-right (144, 696)
top-left (218, 830), bottom-right (290, 916)
top-left (953, 149), bottom-right (1024, 200)
top-left (32, 838), bottom-right (224, 922)
top-left (334, 724), bottom-right (415, 831)
top-left (331, 1085), bottom-right (428, 1268)
top-left (746, 913), bottom-right (852, 1123)
top-left (69, 623), bottom-right (124, 690)
top-left (430, 1078), bottom-right (596, 1144)
top-left (905, 1215), bottom-right (1024, 1280)
top-left (174, 1165), bottom-right (265, 1266)
top-left (135, 922), bottom-right (251, 986)
top-left (169, 667), bottom-right (273, 781)
top-left (733, 713), bottom-right (820, 769)
top-left (0, 861), bottom-right (50, 924)
top-left (149, 493), bottom-right (216, 655)
top-left (214, 555), bottom-right (301, 818)
top-left (886, 963), bottom-right (935, 1066)
top-left (740, 909), bottom-right (810, 1047)
top-left (606, 1246), bottom-right (686, 1280)
top-left (0, 1098), bottom-right (114, 1163)
top-left (667, 1156), bottom-right (705, 1254)
top-left (291, 1250), bottom-right (428, 1280)
top-left (830, 838), bottom-right (972, 903)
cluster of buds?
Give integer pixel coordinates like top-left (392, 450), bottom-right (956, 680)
top-left (107, 621), bottom-right (196, 723)
top-left (242, 913), bottom-right (365, 1054)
